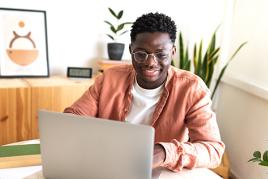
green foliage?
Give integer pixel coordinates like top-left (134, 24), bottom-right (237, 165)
top-left (104, 7), bottom-right (132, 42)
top-left (248, 150), bottom-right (268, 167)
top-left (178, 32), bottom-right (191, 71)
top-left (172, 29), bottom-right (247, 100)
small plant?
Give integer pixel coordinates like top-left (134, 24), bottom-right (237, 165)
top-left (104, 8), bottom-right (132, 42)
top-left (172, 29), bottom-right (247, 100)
top-left (248, 150), bottom-right (268, 167)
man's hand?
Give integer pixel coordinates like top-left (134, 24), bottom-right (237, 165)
top-left (153, 144), bottom-right (166, 169)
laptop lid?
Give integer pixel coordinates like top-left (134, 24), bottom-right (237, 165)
top-left (38, 110), bottom-right (155, 179)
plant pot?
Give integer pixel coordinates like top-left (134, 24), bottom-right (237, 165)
top-left (107, 43), bottom-right (125, 60)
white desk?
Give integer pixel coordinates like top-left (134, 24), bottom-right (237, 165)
top-left (0, 166), bottom-right (222, 179)
top-left (0, 140), bottom-right (222, 179)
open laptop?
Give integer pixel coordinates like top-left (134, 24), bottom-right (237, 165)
top-left (38, 110), bottom-right (155, 179)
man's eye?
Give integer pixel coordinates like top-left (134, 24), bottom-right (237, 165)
top-left (156, 53), bottom-right (168, 59)
top-left (135, 52), bottom-right (147, 58)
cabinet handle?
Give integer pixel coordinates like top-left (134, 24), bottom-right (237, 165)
top-left (0, 115), bottom-right (8, 122)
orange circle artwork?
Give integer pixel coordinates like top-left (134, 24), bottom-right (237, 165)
top-left (18, 21), bottom-right (25, 28)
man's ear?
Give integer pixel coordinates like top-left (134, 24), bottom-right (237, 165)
top-left (172, 45), bottom-right (176, 56)
top-left (129, 44), bottom-right (132, 53)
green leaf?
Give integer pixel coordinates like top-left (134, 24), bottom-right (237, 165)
top-left (122, 22), bottom-right (133, 25)
top-left (208, 32), bottom-right (216, 54)
top-left (179, 32), bottom-right (184, 69)
top-left (207, 48), bottom-right (220, 62)
top-left (253, 151), bottom-right (261, 159)
top-left (211, 41), bottom-right (247, 99)
top-left (259, 160), bottom-right (268, 166)
top-left (119, 30), bottom-right (128, 36)
top-left (196, 40), bottom-right (203, 77)
top-left (110, 26), bottom-right (117, 34)
top-left (263, 150), bottom-right (268, 162)
top-left (202, 52), bottom-right (208, 83)
top-left (248, 158), bottom-right (260, 162)
top-left (193, 44), bottom-right (197, 71)
top-left (117, 10), bottom-right (123, 19)
top-left (106, 34), bottom-right (114, 40)
top-left (104, 20), bottom-right (113, 27)
top-left (108, 8), bottom-right (117, 19)
top-left (184, 60), bottom-right (191, 71)
top-left (117, 23), bottom-right (125, 32)
top-left (171, 60), bottom-right (175, 66)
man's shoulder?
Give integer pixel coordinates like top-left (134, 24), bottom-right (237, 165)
top-left (169, 66), bottom-right (208, 91)
top-left (101, 64), bottom-right (134, 81)
top-left (170, 66), bottom-right (199, 82)
top-left (104, 64), bottom-right (133, 73)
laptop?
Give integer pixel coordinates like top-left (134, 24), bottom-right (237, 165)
top-left (38, 110), bottom-right (155, 179)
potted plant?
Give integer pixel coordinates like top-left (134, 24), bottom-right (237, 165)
top-left (171, 29), bottom-right (247, 179)
top-left (172, 29), bottom-right (247, 100)
top-left (248, 150), bottom-right (268, 167)
top-left (104, 7), bottom-right (132, 60)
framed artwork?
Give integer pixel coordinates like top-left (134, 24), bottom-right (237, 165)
top-left (0, 8), bottom-right (49, 77)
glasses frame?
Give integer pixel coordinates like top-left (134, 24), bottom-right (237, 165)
top-left (131, 48), bottom-right (173, 63)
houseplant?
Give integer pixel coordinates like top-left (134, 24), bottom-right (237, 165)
top-left (104, 7), bottom-right (132, 60)
top-left (248, 150), bottom-right (268, 167)
top-left (172, 30), bottom-right (247, 179)
top-left (172, 29), bottom-right (247, 100)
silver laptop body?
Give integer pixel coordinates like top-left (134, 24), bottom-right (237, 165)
top-left (38, 110), bottom-right (155, 179)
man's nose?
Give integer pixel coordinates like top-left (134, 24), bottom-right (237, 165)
top-left (145, 54), bottom-right (158, 65)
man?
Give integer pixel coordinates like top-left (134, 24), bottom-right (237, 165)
top-left (64, 12), bottom-right (225, 172)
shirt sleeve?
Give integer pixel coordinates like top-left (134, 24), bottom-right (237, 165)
top-left (158, 81), bottom-right (225, 172)
top-left (63, 74), bottom-right (104, 116)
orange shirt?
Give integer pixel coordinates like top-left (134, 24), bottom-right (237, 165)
top-left (64, 65), bottom-right (225, 172)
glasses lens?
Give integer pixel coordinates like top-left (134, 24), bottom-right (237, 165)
top-left (134, 52), bottom-right (147, 62)
top-left (155, 52), bottom-right (168, 61)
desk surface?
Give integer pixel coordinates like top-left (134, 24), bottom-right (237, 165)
top-left (0, 166), bottom-right (222, 179)
top-left (0, 140), bottom-right (222, 179)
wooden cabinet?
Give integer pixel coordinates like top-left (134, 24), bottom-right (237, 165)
top-left (0, 77), bottom-right (94, 145)
top-left (0, 79), bottom-right (31, 145)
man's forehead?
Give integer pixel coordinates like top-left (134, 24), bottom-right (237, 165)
top-left (132, 32), bottom-right (173, 49)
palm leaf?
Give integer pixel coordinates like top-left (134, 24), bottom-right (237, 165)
top-left (211, 41), bottom-right (247, 99)
top-left (195, 41), bottom-right (203, 76)
top-left (193, 43), bottom-right (198, 72)
top-left (179, 32), bottom-right (184, 69)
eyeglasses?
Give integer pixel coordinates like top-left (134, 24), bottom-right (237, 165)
top-left (131, 50), bottom-right (171, 63)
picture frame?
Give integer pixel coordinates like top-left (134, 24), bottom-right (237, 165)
top-left (0, 8), bottom-right (49, 78)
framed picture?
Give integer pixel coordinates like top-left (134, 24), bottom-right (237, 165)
top-left (0, 8), bottom-right (49, 77)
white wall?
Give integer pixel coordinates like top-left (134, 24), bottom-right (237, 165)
top-left (215, 0), bottom-right (268, 178)
top-left (217, 82), bottom-right (268, 179)
top-left (225, 0), bottom-right (268, 89)
top-left (0, 0), bottom-right (227, 75)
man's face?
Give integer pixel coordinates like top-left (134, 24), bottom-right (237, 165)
top-left (130, 32), bottom-right (176, 89)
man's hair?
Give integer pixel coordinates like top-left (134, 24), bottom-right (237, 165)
top-left (130, 12), bottom-right (177, 43)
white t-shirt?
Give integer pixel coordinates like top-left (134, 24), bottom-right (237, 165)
top-left (125, 80), bottom-right (164, 125)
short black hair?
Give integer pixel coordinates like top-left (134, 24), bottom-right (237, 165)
top-left (130, 12), bottom-right (177, 43)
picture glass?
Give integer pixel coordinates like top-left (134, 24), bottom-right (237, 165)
top-left (0, 8), bottom-right (49, 77)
